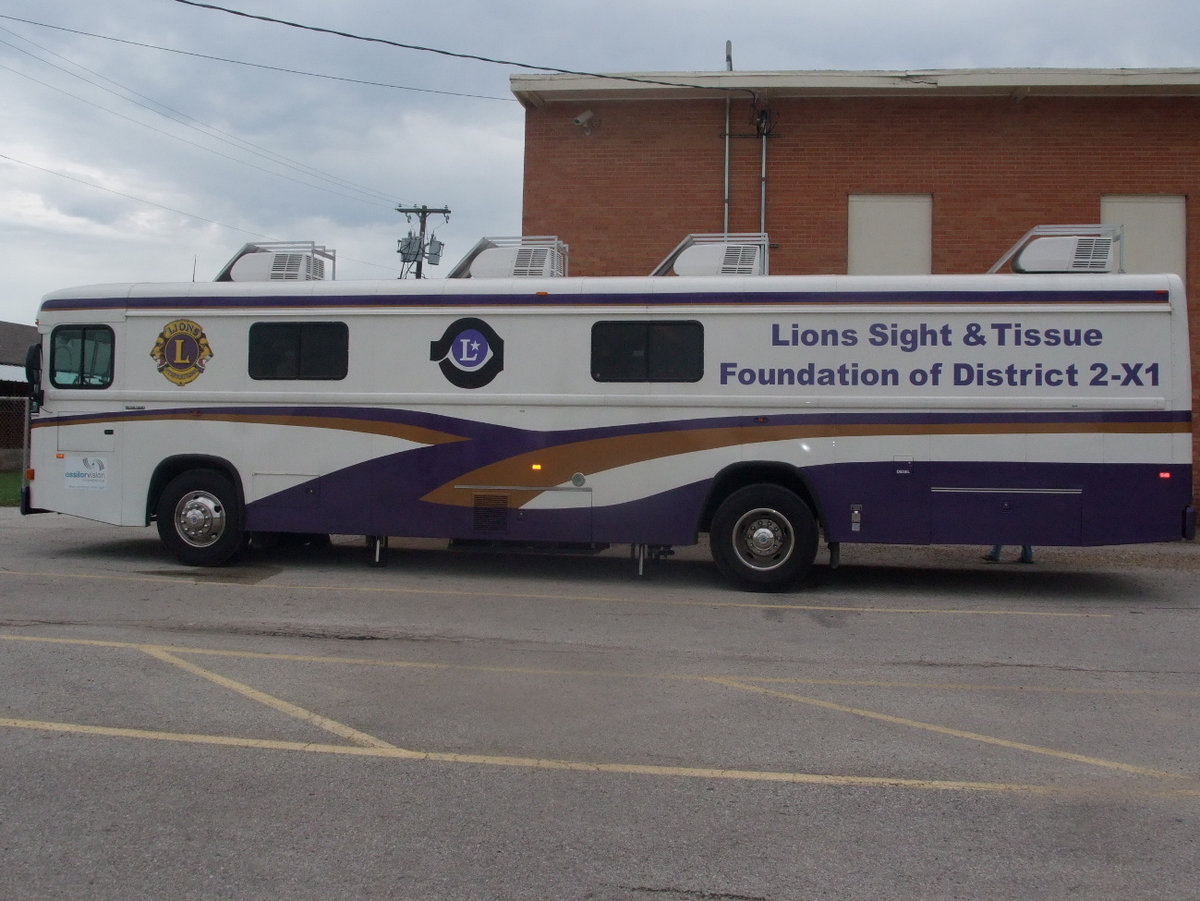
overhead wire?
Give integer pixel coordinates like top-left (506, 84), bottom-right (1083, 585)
top-left (0, 13), bottom-right (446, 276)
top-left (0, 25), bottom-right (399, 207)
top-left (0, 9), bottom-right (535, 275)
top-left (0, 13), bottom-right (515, 103)
top-left (0, 151), bottom-right (404, 275)
top-left (4, 2), bottom-right (744, 278)
top-left (0, 26), bottom-right (409, 274)
top-left (169, 0), bottom-right (758, 98)
top-left (0, 56), bottom-right (400, 212)
top-left (0, 151), bottom-right (277, 240)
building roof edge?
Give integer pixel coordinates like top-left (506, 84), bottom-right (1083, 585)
top-left (511, 67), bottom-right (1200, 105)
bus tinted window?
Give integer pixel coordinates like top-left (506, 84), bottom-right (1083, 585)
top-left (591, 321), bottom-right (703, 382)
top-left (249, 322), bottom-right (348, 380)
top-left (50, 325), bottom-right (114, 389)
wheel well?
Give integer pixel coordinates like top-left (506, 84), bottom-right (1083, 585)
top-left (700, 463), bottom-right (823, 534)
top-left (146, 456), bottom-right (244, 525)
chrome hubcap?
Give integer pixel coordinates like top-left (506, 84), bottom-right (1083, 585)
top-left (175, 491), bottom-right (225, 548)
top-left (734, 508), bottom-right (793, 571)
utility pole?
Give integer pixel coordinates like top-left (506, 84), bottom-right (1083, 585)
top-left (396, 204), bottom-right (451, 278)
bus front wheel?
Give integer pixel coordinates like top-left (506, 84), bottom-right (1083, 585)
top-left (710, 484), bottom-right (818, 592)
top-left (157, 470), bottom-right (244, 566)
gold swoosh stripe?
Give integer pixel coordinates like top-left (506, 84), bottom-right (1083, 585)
top-left (421, 419), bottom-right (1188, 508)
top-left (176, 412), bottom-right (466, 445)
top-left (40, 411), bottom-right (466, 445)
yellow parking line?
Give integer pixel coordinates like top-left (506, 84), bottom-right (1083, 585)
top-left (0, 715), bottom-right (1061, 794)
top-left (4, 634), bottom-right (1191, 701)
top-left (154, 649), bottom-right (1200, 704)
top-left (138, 646), bottom-right (410, 753)
top-left (729, 676), bottom-right (1200, 698)
top-left (18, 635), bottom-right (1188, 699)
top-left (6, 715), bottom-right (1199, 798)
top-left (0, 716), bottom-right (368, 754)
top-left (0, 568), bottom-right (1107, 616)
top-left (3, 633), bottom-right (1191, 795)
top-left (172, 649), bottom-right (1200, 700)
top-left (708, 676), bottom-right (1189, 780)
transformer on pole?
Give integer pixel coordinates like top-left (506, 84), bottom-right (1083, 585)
top-left (396, 204), bottom-right (451, 278)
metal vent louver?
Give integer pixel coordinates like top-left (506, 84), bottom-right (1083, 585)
top-left (270, 253), bottom-right (325, 280)
top-left (720, 244), bottom-right (762, 275)
top-left (512, 246), bottom-right (565, 278)
top-left (446, 237), bottom-right (569, 278)
top-left (1072, 237), bottom-right (1113, 271)
top-left (651, 233), bottom-right (770, 276)
top-left (215, 242), bottom-right (336, 281)
top-left (990, 225), bottom-right (1122, 274)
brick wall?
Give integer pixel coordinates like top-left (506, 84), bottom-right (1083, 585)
top-left (523, 93), bottom-right (1200, 501)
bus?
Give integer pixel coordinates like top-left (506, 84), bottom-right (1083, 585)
top-left (22, 231), bottom-right (1195, 591)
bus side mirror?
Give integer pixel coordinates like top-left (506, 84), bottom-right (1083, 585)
top-left (25, 342), bottom-right (43, 411)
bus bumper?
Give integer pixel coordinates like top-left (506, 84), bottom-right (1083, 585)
top-left (20, 485), bottom-right (49, 516)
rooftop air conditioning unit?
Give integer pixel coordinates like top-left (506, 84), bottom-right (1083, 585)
top-left (446, 236), bottom-right (569, 278)
top-left (470, 245), bottom-right (566, 278)
top-left (990, 225), bottom-right (1122, 274)
top-left (214, 241), bottom-right (336, 282)
top-left (673, 242), bottom-right (763, 276)
top-left (651, 233), bottom-right (770, 276)
top-left (1012, 236), bottom-right (1116, 273)
top-left (229, 251), bottom-right (326, 282)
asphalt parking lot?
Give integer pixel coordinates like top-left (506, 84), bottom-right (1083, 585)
top-left (1, 506), bottom-right (1198, 900)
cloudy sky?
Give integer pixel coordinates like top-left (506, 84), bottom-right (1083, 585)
top-left (2, 0), bottom-right (1198, 325)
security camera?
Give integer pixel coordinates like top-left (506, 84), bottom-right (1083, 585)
top-left (573, 110), bottom-right (594, 127)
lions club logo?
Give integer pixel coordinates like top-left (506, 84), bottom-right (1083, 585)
top-left (429, 318), bottom-right (504, 388)
top-left (151, 319), bottom-right (214, 386)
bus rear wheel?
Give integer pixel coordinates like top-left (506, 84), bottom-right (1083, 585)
top-left (710, 484), bottom-right (818, 592)
top-left (157, 470), bottom-right (244, 566)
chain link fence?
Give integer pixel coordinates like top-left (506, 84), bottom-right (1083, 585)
top-left (1, 394), bottom-right (30, 474)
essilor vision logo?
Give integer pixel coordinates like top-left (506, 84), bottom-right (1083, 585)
top-left (429, 318), bottom-right (504, 388)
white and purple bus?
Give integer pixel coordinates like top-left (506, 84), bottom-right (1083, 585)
top-left (22, 232), bottom-right (1195, 590)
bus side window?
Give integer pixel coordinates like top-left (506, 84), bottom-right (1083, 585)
top-left (591, 320), bottom-right (703, 382)
top-left (50, 325), bottom-right (114, 389)
top-left (248, 321), bottom-right (348, 380)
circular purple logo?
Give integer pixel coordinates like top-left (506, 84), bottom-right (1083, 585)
top-left (450, 328), bottom-right (490, 371)
top-left (430, 318), bottom-right (505, 388)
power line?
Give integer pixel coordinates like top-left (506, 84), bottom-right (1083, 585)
top-left (169, 0), bottom-right (757, 97)
top-left (0, 27), bottom-right (397, 207)
top-left (0, 151), bottom-right (275, 239)
top-left (0, 59), bottom-right (401, 211)
top-left (0, 152), bottom-right (405, 276)
top-left (0, 13), bottom-right (515, 102)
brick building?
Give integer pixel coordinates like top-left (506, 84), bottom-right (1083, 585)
top-left (512, 67), bottom-right (1199, 495)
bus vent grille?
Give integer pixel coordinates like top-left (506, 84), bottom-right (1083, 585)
top-left (270, 252), bottom-right (325, 280)
top-left (473, 495), bottom-right (509, 532)
top-left (720, 244), bottom-right (762, 274)
top-left (1072, 237), bottom-right (1113, 270)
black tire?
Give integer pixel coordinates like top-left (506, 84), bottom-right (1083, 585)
top-left (710, 484), bottom-right (818, 592)
top-left (156, 470), bottom-right (244, 566)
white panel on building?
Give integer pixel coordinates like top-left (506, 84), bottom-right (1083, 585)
top-left (1101, 194), bottom-right (1186, 281)
top-left (847, 194), bottom-right (932, 275)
